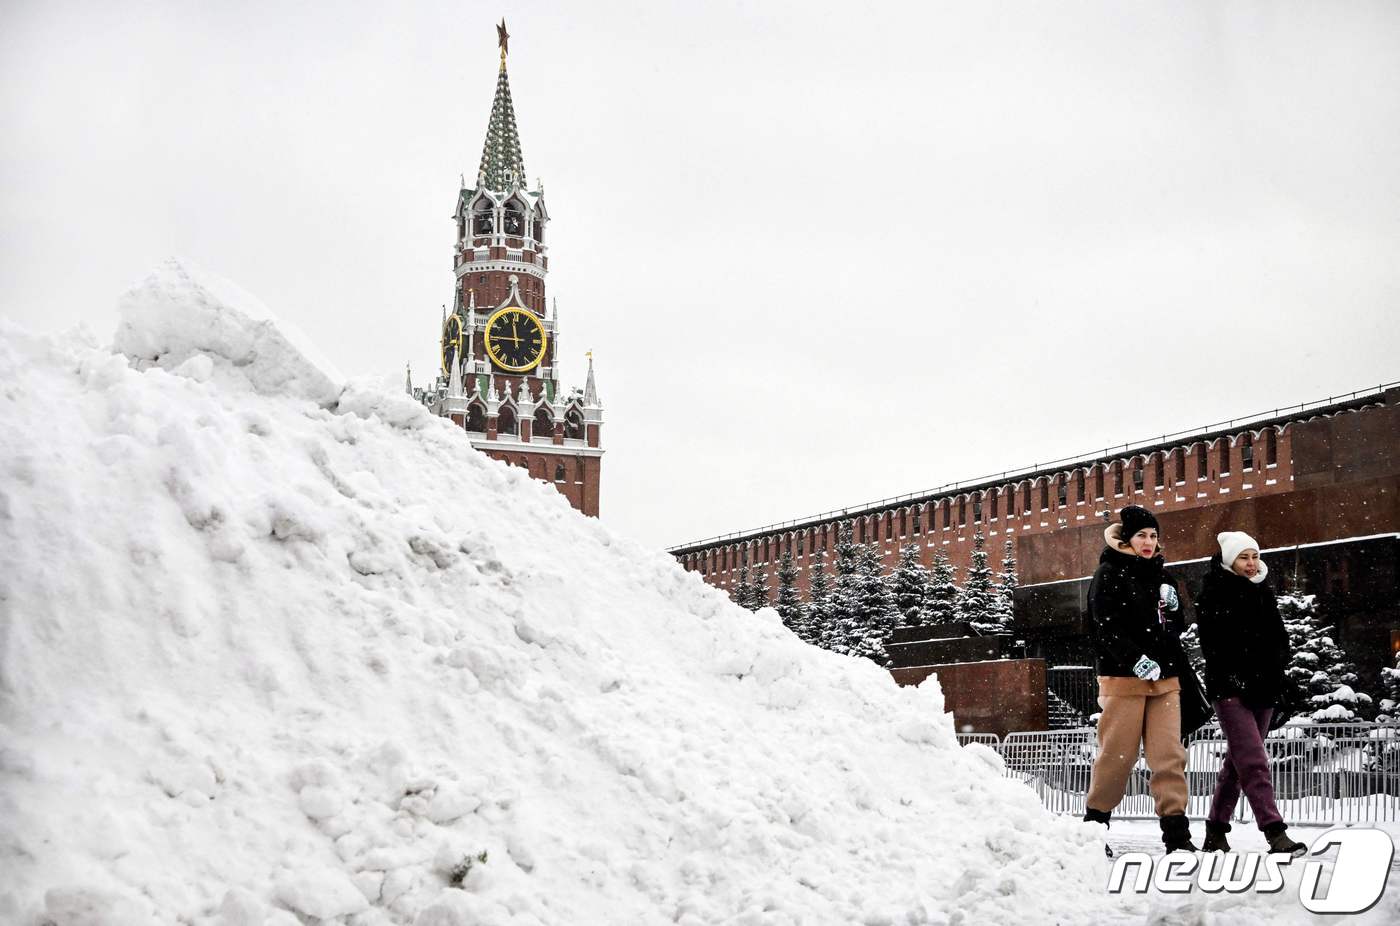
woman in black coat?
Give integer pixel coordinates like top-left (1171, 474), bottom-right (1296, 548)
top-left (1194, 530), bottom-right (1306, 856)
top-left (1082, 506), bottom-right (1196, 853)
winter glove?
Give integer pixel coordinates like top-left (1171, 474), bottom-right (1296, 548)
top-left (1159, 584), bottom-right (1180, 612)
top-left (1133, 655), bottom-right (1163, 682)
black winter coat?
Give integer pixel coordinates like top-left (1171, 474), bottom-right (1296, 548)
top-left (1088, 545), bottom-right (1188, 679)
top-left (1194, 554), bottom-right (1291, 708)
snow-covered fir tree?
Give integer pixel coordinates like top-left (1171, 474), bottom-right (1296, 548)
top-left (889, 543), bottom-right (931, 627)
top-left (957, 532), bottom-right (1000, 633)
top-left (1378, 650), bottom-right (1400, 722)
top-left (774, 550), bottom-right (803, 633)
top-left (733, 563), bottom-right (754, 611)
top-left (803, 553), bottom-right (836, 646)
top-left (830, 543), bottom-right (899, 664)
top-left (1178, 622), bottom-right (1208, 678)
top-left (1280, 591), bottom-right (1372, 721)
top-left (986, 539), bottom-right (1018, 633)
top-left (926, 549), bottom-right (960, 625)
top-left (751, 566), bottom-right (772, 611)
top-left (823, 522), bottom-right (862, 654)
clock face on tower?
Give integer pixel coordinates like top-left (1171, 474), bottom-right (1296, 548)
top-left (441, 313), bottom-right (463, 379)
top-left (484, 307), bottom-right (547, 373)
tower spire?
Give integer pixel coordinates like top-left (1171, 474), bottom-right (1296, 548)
top-left (477, 20), bottom-right (526, 193)
top-left (583, 351), bottom-right (599, 406)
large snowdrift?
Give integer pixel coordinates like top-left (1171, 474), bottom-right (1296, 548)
top-left (0, 262), bottom-right (1390, 925)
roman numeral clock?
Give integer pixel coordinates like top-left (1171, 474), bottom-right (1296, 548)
top-left (407, 21), bottom-right (603, 518)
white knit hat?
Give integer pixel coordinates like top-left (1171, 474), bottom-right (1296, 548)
top-left (1217, 531), bottom-right (1260, 567)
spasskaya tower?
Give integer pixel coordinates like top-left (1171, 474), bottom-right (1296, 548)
top-left (408, 20), bottom-right (603, 517)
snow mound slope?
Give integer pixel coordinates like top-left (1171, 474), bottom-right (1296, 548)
top-left (0, 269), bottom-right (1384, 925)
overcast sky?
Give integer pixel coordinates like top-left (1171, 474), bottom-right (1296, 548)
top-left (4, 1), bottom-right (1399, 551)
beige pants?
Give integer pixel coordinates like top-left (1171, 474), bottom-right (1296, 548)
top-left (1086, 688), bottom-right (1188, 817)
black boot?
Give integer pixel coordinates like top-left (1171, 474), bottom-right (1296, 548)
top-left (1264, 822), bottom-right (1307, 857)
top-left (1202, 821), bottom-right (1231, 853)
top-left (1083, 807), bottom-right (1113, 858)
top-left (1160, 813), bottom-right (1197, 853)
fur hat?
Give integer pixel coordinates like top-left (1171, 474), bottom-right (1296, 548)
top-left (1217, 531), bottom-right (1261, 569)
top-left (1118, 505), bottom-right (1159, 541)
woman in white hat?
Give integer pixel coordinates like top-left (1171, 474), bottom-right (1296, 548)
top-left (1194, 531), bottom-right (1306, 856)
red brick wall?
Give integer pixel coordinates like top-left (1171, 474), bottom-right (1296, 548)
top-left (677, 390), bottom-right (1400, 602)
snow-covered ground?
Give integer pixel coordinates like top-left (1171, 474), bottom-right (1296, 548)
top-left (1, 260), bottom-right (1396, 924)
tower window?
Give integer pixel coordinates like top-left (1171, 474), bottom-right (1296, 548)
top-left (473, 199), bottom-right (495, 235)
top-left (1076, 470), bottom-right (1085, 503)
top-left (1057, 478), bottom-right (1067, 508)
top-left (497, 406), bottom-right (518, 436)
top-left (1094, 467), bottom-right (1104, 500)
top-left (1132, 463), bottom-right (1143, 492)
top-left (1219, 442), bottom-right (1230, 476)
top-left (1197, 443), bottom-right (1208, 479)
top-left (973, 496), bottom-right (982, 523)
top-left (1154, 453), bottom-right (1165, 488)
top-left (1175, 451), bottom-right (1185, 484)
top-left (989, 491), bottom-right (998, 520)
top-left (504, 200), bottom-right (526, 236)
top-left (1242, 437), bottom-right (1254, 471)
top-left (1113, 462), bottom-right (1123, 495)
top-left (1265, 429), bottom-right (1278, 465)
top-left (1039, 480), bottom-right (1049, 511)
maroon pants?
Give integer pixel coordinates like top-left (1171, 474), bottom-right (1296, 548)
top-left (1208, 696), bottom-right (1283, 829)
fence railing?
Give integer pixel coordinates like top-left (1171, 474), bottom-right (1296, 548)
top-left (959, 722), bottom-right (1400, 824)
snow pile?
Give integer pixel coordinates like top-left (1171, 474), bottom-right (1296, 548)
top-left (1, 262), bottom-right (1393, 925)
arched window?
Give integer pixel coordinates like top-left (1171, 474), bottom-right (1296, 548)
top-left (1131, 459), bottom-right (1144, 492)
top-left (1094, 466), bottom-right (1105, 500)
top-left (1039, 479), bottom-right (1049, 511)
top-left (534, 217), bottom-right (545, 244)
top-left (1241, 435), bottom-right (1254, 471)
top-left (554, 463), bottom-right (566, 482)
top-left (1265, 429), bottom-right (1278, 465)
top-left (473, 197), bottom-right (495, 235)
top-left (940, 498), bottom-right (951, 529)
top-left (1056, 476), bottom-right (1067, 508)
top-left (466, 402), bottom-right (487, 433)
top-left (1218, 441), bottom-right (1230, 475)
top-left (973, 494), bottom-right (982, 523)
top-left (497, 405), bottom-right (518, 436)
top-left (503, 199), bottom-right (526, 236)
top-left (564, 409), bottom-right (584, 440)
top-left (534, 407), bottom-right (553, 440)
top-left (1075, 470), bottom-right (1086, 503)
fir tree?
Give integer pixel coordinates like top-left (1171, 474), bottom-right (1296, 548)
top-left (834, 543), bottom-right (899, 664)
top-left (926, 548), bottom-right (960, 625)
top-left (958, 531), bottom-right (999, 633)
top-left (1178, 622), bottom-right (1208, 678)
top-left (733, 563), bottom-right (754, 611)
top-left (775, 550), bottom-right (803, 632)
top-left (1378, 650), bottom-right (1400, 722)
top-left (824, 522), bottom-right (862, 654)
top-left (751, 566), bottom-right (772, 611)
top-left (803, 553), bottom-right (836, 646)
top-left (1280, 591), bottom-right (1372, 722)
top-left (889, 543), bottom-right (932, 627)
top-left (987, 539), bottom-right (1018, 633)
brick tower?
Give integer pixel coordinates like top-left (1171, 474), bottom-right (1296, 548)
top-left (410, 21), bottom-right (603, 517)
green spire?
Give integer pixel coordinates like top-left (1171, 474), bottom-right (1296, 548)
top-left (475, 20), bottom-right (526, 193)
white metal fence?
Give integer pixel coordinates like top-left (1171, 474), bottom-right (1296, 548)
top-left (966, 722), bottom-right (1400, 824)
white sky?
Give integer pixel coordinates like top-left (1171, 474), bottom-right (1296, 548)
top-left (4, 0), bottom-right (1399, 551)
